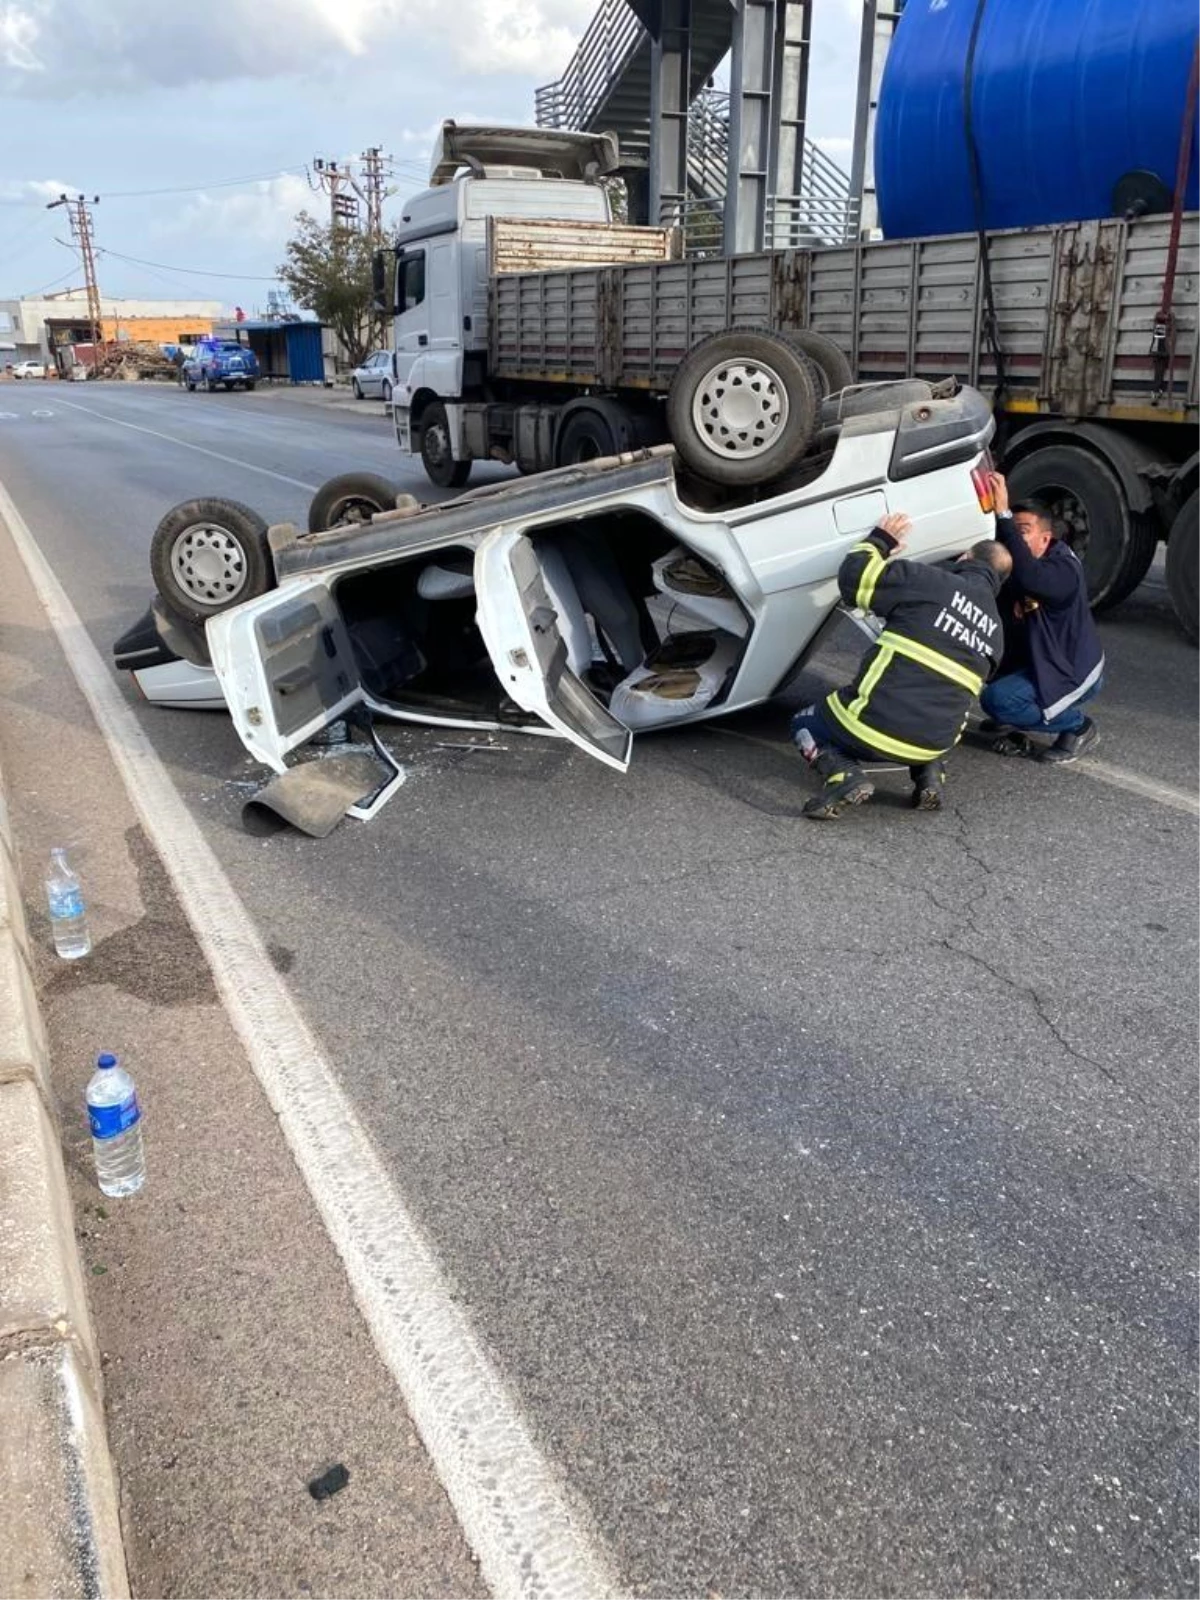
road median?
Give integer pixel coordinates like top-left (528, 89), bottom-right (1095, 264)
top-left (0, 758), bottom-right (129, 1600)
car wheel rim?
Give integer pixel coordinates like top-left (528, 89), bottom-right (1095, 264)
top-left (170, 524), bottom-right (249, 604)
top-left (692, 358), bottom-right (789, 458)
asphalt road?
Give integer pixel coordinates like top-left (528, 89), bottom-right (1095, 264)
top-left (1, 380), bottom-right (1196, 1597)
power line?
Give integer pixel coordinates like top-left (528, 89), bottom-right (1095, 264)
top-left (0, 165), bottom-right (310, 209)
top-left (97, 247), bottom-right (283, 282)
top-left (24, 264), bottom-right (84, 297)
top-left (102, 165), bottom-right (309, 200)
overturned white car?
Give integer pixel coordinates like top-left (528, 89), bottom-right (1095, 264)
top-left (114, 378), bottom-right (998, 822)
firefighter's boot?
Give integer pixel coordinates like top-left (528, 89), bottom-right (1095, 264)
top-left (909, 759), bottom-right (947, 811)
top-left (802, 747), bottom-right (874, 820)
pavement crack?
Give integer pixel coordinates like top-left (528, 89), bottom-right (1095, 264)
top-left (935, 933), bottom-right (1139, 1099)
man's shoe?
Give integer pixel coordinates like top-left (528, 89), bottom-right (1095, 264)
top-left (991, 731), bottom-right (1034, 757)
top-left (909, 760), bottom-right (946, 811)
top-left (977, 718), bottom-right (1013, 736)
top-left (1039, 716), bottom-right (1099, 764)
top-left (803, 763), bottom-right (874, 820)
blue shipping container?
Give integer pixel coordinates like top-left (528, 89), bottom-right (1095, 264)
top-left (876, 0), bottom-right (1200, 240)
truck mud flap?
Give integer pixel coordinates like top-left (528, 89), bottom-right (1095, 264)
top-left (242, 722), bottom-right (405, 837)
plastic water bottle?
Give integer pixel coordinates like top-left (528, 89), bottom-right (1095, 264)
top-left (86, 1053), bottom-right (145, 1197)
top-left (45, 847), bottom-right (91, 959)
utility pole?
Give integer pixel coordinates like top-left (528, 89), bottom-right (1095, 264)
top-left (358, 146), bottom-right (390, 243)
top-left (309, 157), bottom-right (360, 231)
top-left (46, 193), bottom-right (104, 358)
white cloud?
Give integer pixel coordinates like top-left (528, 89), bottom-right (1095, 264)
top-left (0, 0), bottom-right (596, 95)
top-left (0, 175), bottom-right (78, 201)
top-left (0, 2), bottom-right (42, 70)
top-left (167, 173), bottom-right (314, 247)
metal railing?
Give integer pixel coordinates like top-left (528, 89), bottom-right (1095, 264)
top-left (688, 90), bottom-right (859, 248)
top-left (536, 0), bottom-right (645, 131)
top-left (766, 139), bottom-right (861, 246)
top-left (658, 195), bottom-right (727, 257)
top-left (687, 88), bottom-right (730, 199)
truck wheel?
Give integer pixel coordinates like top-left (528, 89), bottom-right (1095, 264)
top-left (781, 329), bottom-right (853, 397)
top-left (667, 328), bottom-right (818, 488)
top-left (556, 410), bottom-right (616, 465)
top-left (150, 498), bottom-right (273, 627)
top-left (307, 471), bottom-right (404, 532)
top-left (1007, 444), bottom-right (1159, 611)
top-left (1166, 489), bottom-right (1198, 645)
top-left (420, 402), bottom-right (471, 489)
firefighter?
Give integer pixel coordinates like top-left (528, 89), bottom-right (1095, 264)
top-left (792, 514), bottom-right (1012, 818)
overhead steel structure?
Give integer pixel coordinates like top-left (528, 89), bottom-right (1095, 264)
top-left (536, 0), bottom-right (857, 253)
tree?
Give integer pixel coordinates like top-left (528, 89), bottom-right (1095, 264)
top-left (278, 211), bottom-right (375, 368)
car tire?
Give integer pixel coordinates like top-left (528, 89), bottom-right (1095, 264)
top-left (352, 379), bottom-right (363, 399)
top-left (420, 402), bottom-right (472, 489)
top-left (244, 380), bottom-right (256, 391)
top-left (780, 329), bottom-right (854, 398)
top-left (307, 471), bottom-right (405, 532)
top-left (1007, 444), bottom-right (1159, 611)
top-left (149, 498), bottom-right (273, 626)
top-left (381, 380), bottom-right (393, 404)
top-left (1166, 488), bottom-right (1198, 646)
top-left (667, 327), bottom-right (819, 488)
top-left (556, 409), bottom-right (617, 465)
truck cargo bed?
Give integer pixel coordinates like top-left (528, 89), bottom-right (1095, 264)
top-left (490, 214), bottom-right (1198, 424)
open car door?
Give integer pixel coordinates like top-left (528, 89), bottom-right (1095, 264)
top-left (206, 580), bottom-right (404, 821)
top-left (474, 530), bottom-right (633, 773)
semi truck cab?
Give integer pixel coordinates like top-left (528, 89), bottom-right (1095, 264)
top-left (378, 123), bottom-right (625, 487)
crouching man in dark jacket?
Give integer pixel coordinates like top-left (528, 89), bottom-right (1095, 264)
top-left (979, 472), bottom-right (1104, 763)
top-left (792, 514), bottom-right (1012, 819)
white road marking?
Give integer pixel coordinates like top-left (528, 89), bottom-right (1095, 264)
top-left (1060, 757), bottom-right (1199, 816)
top-left (713, 726), bottom-right (1198, 814)
top-left (49, 396), bottom-right (319, 492)
top-left (0, 475), bottom-right (619, 1600)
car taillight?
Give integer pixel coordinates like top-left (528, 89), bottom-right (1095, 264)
top-left (971, 465), bottom-right (995, 514)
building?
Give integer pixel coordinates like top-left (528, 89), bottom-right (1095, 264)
top-left (0, 293), bottom-right (224, 367)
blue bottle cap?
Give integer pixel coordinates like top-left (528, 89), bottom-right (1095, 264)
top-left (96, 1052), bottom-right (118, 1069)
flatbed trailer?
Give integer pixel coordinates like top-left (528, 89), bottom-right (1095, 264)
top-left (478, 212), bottom-right (1197, 630)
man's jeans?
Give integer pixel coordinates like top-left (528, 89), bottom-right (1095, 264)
top-left (979, 671), bottom-right (1102, 735)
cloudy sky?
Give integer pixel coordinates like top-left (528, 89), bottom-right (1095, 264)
top-left (0, 0), bottom-right (864, 312)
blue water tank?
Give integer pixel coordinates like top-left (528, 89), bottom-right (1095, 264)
top-left (875, 0), bottom-right (1199, 239)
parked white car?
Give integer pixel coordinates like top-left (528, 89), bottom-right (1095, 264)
top-left (12, 359), bottom-right (47, 379)
top-left (114, 381), bottom-right (998, 806)
top-left (351, 350), bottom-right (395, 402)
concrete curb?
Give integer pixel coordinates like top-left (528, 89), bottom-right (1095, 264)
top-left (0, 762), bottom-right (130, 1599)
